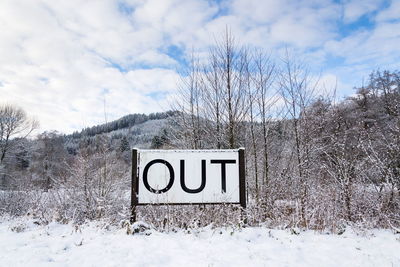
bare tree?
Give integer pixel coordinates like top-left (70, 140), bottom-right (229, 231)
top-left (241, 48), bottom-right (259, 197)
top-left (29, 131), bottom-right (70, 191)
top-left (62, 135), bottom-right (127, 221)
top-left (253, 50), bottom-right (276, 187)
top-left (214, 28), bottom-right (248, 148)
top-left (322, 130), bottom-right (363, 222)
top-left (202, 50), bottom-right (224, 148)
top-left (173, 52), bottom-right (204, 149)
top-left (0, 104), bottom-right (38, 188)
top-left (174, 29), bottom-right (249, 149)
top-left (278, 51), bottom-right (318, 226)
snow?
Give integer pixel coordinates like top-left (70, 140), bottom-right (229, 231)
top-left (1, 217), bottom-right (399, 267)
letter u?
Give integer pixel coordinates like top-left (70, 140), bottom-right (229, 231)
top-left (180, 160), bottom-right (206, 193)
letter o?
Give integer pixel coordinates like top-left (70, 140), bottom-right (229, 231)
top-left (143, 159), bottom-right (174, 194)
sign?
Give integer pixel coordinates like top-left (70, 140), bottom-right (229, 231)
top-left (130, 149), bottom-right (246, 222)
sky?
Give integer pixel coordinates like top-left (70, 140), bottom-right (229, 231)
top-left (0, 0), bottom-right (399, 134)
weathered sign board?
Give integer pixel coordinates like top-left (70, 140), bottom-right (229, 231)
top-left (130, 148), bottom-right (246, 222)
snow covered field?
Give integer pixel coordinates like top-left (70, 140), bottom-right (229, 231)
top-left (1, 217), bottom-right (399, 267)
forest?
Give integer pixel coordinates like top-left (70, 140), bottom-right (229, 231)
top-left (1, 32), bottom-right (399, 232)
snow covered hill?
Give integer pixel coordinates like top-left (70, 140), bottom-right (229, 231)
top-left (1, 217), bottom-right (399, 267)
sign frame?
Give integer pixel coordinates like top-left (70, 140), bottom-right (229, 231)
top-left (130, 148), bottom-right (246, 223)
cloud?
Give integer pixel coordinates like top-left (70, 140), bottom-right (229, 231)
top-left (323, 11), bottom-right (400, 87)
top-left (342, 0), bottom-right (385, 23)
top-left (375, 0), bottom-right (400, 22)
top-left (0, 0), bottom-right (399, 133)
top-left (0, 0), bottom-right (183, 133)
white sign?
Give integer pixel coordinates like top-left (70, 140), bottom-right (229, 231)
top-left (134, 149), bottom-right (244, 205)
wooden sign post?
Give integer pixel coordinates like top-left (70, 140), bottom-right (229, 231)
top-left (130, 148), bottom-right (246, 223)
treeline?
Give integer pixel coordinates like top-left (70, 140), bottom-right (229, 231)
top-left (165, 30), bottom-right (400, 230)
top-left (0, 108), bottom-right (179, 224)
top-left (71, 111), bottom-right (178, 138)
top-left (0, 110), bottom-right (175, 193)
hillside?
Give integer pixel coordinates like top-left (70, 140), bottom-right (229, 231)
top-left (64, 111), bottom-right (178, 152)
top-left (70, 111), bottom-right (178, 139)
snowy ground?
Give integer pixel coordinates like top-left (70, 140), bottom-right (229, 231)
top-left (0, 217), bottom-right (399, 267)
